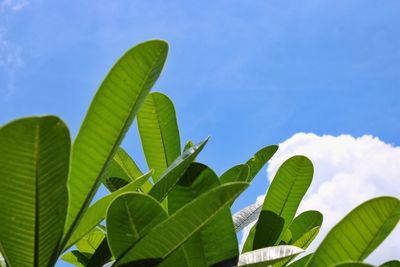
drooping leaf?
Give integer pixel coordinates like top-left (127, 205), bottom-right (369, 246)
top-left (163, 163), bottom-right (238, 266)
top-left (220, 164), bottom-right (250, 184)
top-left (233, 202), bottom-right (262, 232)
top-left (244, 156), bottom-right (313, 251)
top-left (289, 210), bottom-right (323, 242)
top-left (138, 92), bottom-right (181, 182)
top-left (237, 245), bottom-right (304, 267)
top-left (114, 182), bottom-right (248, 266)
top-left (148, 138), bottom-right (208, 202)
top-left (64, 40), bottom-right (168, 246)
top-left (61, 251), bottom-right (91, 267)
top-left (307, 197), bottom-right (400, 267)
top-left (245, 145), bottom-right (278, 183)
top-left (64, 171), bottom-right (152, 250)
top-left (0, 116), bottom-right (70, 267)
top-left (107, 193), bottom-right (168, 259)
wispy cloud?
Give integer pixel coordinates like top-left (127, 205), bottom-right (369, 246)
top-left (0, 0), bottom-right (27, 95)
top-left (241, 133), bottom-right (400, 264)
top-left (1, 0), bottom-right (29, 12)
top-left (0, 28), bottom-right (23, 94)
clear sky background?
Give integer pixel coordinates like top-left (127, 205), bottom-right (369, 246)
top-left (1, 1), bottom-right (399, 266)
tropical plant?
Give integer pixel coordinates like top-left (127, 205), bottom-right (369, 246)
top-left (0, 40), bottom-right (399, 267)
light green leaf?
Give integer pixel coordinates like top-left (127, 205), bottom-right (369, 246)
top-left (114, 182), bottom-right (249, 266)
top-left (332, 262), bottom-right (375, 267)
top-left (220, 164), bottom-right (250, 184)
top-left (0, 116), bottom-right (70, 267)
top-left (237, 245), bottom-right (304, 267)
top-left (233, 202), bottom-right (262, 232)
top-left (244, 156), bottom-right (313, 251)
top-left (61, 251), bottom-right (91, 267)
top-left (148, 138), bottom-right (208, 202)
top-left (76, 228), bottom-right (105, 254)
top-left (64, 171), bottom-right (152, 250)
top-left (138, 92), bottom-right (181, 182)
top-left (245, 145), bottom-right (278, 183)
top-left (289, 210), bottom-right (323, 242)
top-left (104, 147), bottom-right (151, 192)
top-left (107, 193), bottom-right (168, 259)
top-left (307, 197), bottom-right (400, 267)
top-left (273, 227), bottom-right (320, 267)
top-left (287, 254), bottom-right (312, 267)
top-left (64, 40), bottom-right (168, 246)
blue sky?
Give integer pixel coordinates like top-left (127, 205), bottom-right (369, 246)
top-left (1, 1), bottom-right (400, 265)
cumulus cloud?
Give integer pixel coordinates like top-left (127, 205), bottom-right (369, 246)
top-left (241, 133), bottom-right (400, 264)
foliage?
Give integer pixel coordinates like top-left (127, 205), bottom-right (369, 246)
top-left (0, 40), bottom-right (399, 267)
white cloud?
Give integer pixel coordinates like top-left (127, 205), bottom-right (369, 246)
top-left (241, 133), bottom-right (400, 264)
top-left (0, 29), bottom-right (23, 94)
top-left (1, 0), bottom-right (29, 11)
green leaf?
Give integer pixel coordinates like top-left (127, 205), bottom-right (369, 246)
top-left (76, 228), bottom-right (105, 254)
top-left (287, 254), bottom-right (312, 267)
top-left (244, 156), bottom-right (313, 251)
top-left (273, 227), bottom-right (320, 267)
top-left (87, 238), bottom-right (112, 267)
top-left (64, 40), bottom-right (168, 246)
top-left (220, 164), bottom-right (249, 184)
top-left (237, 245), bottom-right (304, 267)
top-left (104, 147), bottom-right (152, 193)
top-left (332, 263), bottom-right (375, 267)
top-left (307, 197), bottom-right (400, 267)
top-left (232, 202), bottom-right (262, 232)
top-left (380, 260), bottom-right (400, 267)
top-left (138, 92), bottom-right (181, 182)
top-left (114, 182), bottom-right (249, 266)
top-left (245, 145), bottom-right (278, 183)
top-left (163, 163), bottom-right (238, 266)
top-left (107, 193), bottom-right (168, 259)
top-left (61, 251), bottom-right (91, 267)
top-left (64, 171), bottom-right (152, 250)
top-left (0, 116), bottom-right (70, 267)
top-left (148, 138), bottom-right (208, 202)
top-left (289, 210), bottom-right (323, 242)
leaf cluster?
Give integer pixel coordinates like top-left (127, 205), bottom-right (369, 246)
top-left (0, 40), bottom-right (398, 267)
